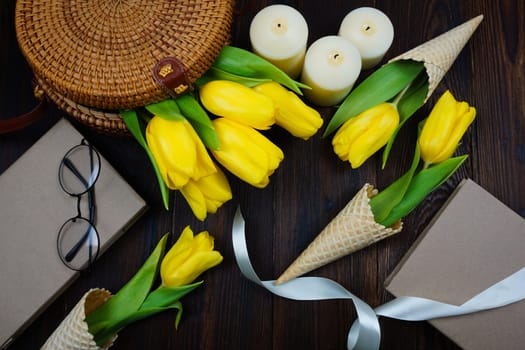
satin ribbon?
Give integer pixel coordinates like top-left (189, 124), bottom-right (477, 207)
top-left (231, 207), bottom-right (525, 350)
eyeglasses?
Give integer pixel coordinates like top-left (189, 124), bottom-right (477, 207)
top-left (57, 139), bottom-right (101, 271)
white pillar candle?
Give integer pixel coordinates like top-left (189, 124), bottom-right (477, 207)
top-left (301, 36), bottom-right (361, 107)
top-left (338, 7), bottom-right (394, 69)
top-left (249, 4), bottom-right (308, 79)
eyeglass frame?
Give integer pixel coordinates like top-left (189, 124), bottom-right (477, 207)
top-left (57, 138), bottom-right (101, 271)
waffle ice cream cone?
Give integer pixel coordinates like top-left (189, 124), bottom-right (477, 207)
top-left (275, 184), bottom-right (402, 285)
top-left (41, 289), bottom-right (115, 350)
top-left (390, 15), bottom-right (483, 101)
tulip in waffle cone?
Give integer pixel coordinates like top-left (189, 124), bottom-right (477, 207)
top-left (389, 15), bottom-right (483, 102)
top-left (275, 184), bottom-right (402, 285)
top-left (41, 289), bottom-right (115, 350)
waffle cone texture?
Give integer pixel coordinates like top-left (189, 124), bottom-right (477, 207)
top-left (390, 15), bottom-right (483, 102)
top-left (276, 184), bottom-right (402, 285)
top-left (41, 289), bottom-right (115, 350)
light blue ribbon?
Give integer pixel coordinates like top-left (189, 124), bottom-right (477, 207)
top-left (232, 207), bottom-right (525, 350)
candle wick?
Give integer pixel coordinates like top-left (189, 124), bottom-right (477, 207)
top-left (328, 49), bottom-right (344, 66)
top-left (361, 24), bottom-right (375, 35)
top-left (271, 18), bottom-right (288, 34)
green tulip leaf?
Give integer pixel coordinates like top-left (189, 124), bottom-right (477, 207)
top-left (175, 94), bottom-right (220, 150)
top-left (379, 155), bottom-right (468, 227)
top-left (93, 282), bottom-right (200, 346)
top-left (86, 234), bottom-right (169, 343)
top-left (323, 60), bottom-right (425, 138)
top-left (140, 282), bottom-right (202, 310)
top-left (212, 45), bottom-right (309, 95)
top-left (196, 66), bottom-right (271, 88)
top-left (93, 300), bottom-right (184, 346)
top-left (120, 109), bottom-right (170, 209)
top-left (145, 99), bottom-right (185, 121)
top-left (397, 73), bottom-right (429, 124)
top-left (370, 142), bottom-right (421, 223)
top-left (172, 300), bottom-right (184, 329)
top-left (382, 72), bottom-right (429, 168)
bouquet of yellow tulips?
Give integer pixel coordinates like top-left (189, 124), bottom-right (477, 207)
top-left (277, 89), bottom-right (476, 283)
top-left (42, 227), bottom-right (222, 349)
top-left (369, 90), bottom-right (476, 227)
top-left (121, 95), bottom-right (231, 221)
top-left (325, 15), bottom-right (483, 169)
top-left (122, 46), bottom-right (323, 221)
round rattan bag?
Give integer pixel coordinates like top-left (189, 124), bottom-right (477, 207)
top-left (15, 0), bottom-right (234, 134)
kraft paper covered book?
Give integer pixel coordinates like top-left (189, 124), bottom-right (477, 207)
top-left (0, 118), bottom-right (147, 349)
top-left (384, 178), bottom-right (525, 350)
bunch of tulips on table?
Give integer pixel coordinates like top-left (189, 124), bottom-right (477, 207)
top-left (122, 46), bottom-right (323, 220)
top-left (277, 79), bottom-right (477, 283)
top-left (368, 89), bottom-right (476, 228)
top-left (42, 227), bottom-right (223, 349)
top-left (325, 58), bottom-right (477, 228)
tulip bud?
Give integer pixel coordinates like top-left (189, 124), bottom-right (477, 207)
top-left (146, 116), bottom-right (217, 189)
top-left (419, 90), bottom-right (476, 165)
top-left (161, 226), bottom-right (223, 288)
top-left (200, 80), bottom-right (276, 130)
top-left (253, 82), bottom-right (323, 140)
top-left (332, 103), bottom-right (399, 168)
top-left (180, 166), bottom-right (232, 221)
top-left (211, 118), bottom-right (284, 188)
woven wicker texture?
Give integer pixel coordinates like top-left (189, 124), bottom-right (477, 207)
top-left (276, 184), bottom-right (403, 284)
top-left (15, 0), bottom-right (233, 133)
top-left (37, 76), bottom-right (129, 134)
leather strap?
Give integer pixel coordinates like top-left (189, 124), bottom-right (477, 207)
top-left (152, 57), bottom-right (193, 99)
top-left (0, 84), bottom-right (47, 134)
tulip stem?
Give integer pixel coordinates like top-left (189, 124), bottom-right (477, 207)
top-left (391, 82), bottom-right (412, 107)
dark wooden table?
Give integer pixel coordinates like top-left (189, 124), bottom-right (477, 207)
top-left (2, 0), bottom-right (524, 349)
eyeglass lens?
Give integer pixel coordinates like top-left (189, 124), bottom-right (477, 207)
top-left (58, 141), bottom-right (101, 271)
top-left (59, 143), bottom-right (100, 195)
top-left (58, 217), bottom-right (100, 270)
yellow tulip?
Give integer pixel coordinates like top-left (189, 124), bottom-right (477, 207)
top-left (180, 166), bottom-right (232, 221)
top-left (419, 90), bottom-right (476, 165)
top-left (200, 80), bottom-right (276, 130)
top-left (332, 103), bottom-right (399, 168)
top-left (161, 226), bottom-right (223, 288)
top-left (146, 116), bottom-right (216, 189)
top-left (211, 118), bottom-right (284, 188)
top-left (253, 82), bottom-right (323, 140)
